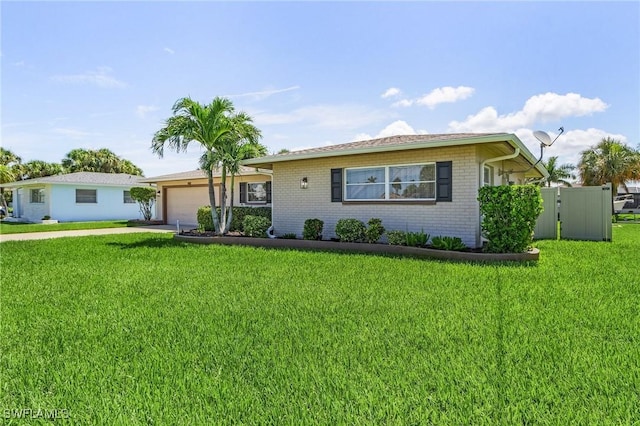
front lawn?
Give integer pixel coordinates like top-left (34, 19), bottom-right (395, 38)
top-left (1, 225), bottom-right (638, 424)
top-left (0, 220), bottom-right (130, 234)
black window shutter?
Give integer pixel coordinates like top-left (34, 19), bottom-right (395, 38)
top-left (331, 168), bottom-right (343, 202)
top-left (265, 181), bottom-right (272, 204)
top-left (436, 161), bottom-right (452, 202)
top-left (240, 182), bottom-right (247, 204)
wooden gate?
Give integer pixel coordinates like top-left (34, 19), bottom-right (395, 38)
top-left (534, 184), bottom-right (613, 242)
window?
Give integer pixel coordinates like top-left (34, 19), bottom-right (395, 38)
top-left (240, 182), bottom-right (271, 204)
top-left (344, 163), bottom-right (436, 201)
top-left (30, 189), bottom-right (45, 203)
top-left (123, 190), bottom-right (135, 204)
top-left (76, 189), bottom-right (97, 203)
top-left (483, 166), bottom-right (493, 186)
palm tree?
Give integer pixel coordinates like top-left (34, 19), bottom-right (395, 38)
top-left (541, 156), bottom-right (576, 187)
top-left (62, 148), bottom-right (143, 175)
top-left (578, 137), bottom-right (640, 195)
top-left (19, 160), bottom-right (64, 180)
top-left (152, 97), bottom-right (264, 234)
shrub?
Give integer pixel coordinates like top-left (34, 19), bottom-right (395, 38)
top-left (335, 218), bottom-right (366, 242)
top-left (243, 215), bottom-right (271, 238)
top-left (42, 215), bottom-right (51, 220)
top-left (365, 218), bottom-right (385, 243)
top-left (281, 233), bottom-right (298, 239)
top-left (130, 187), bottom-right (156, 221)
top-left (197, 206), bottom-right (271, 232)
top-left (431, 236), bottom-right (467, 251)
top-left (386, 230), bottom-right (407, 246)
top-left (303, 218), bottom-right (324, 240)
top-left (478, 185), bottom-right (543, 253)
top-left (405, 230), bottom-right (430, 247)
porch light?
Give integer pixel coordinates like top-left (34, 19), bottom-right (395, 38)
top-left (300, 177), bottom-right (308, 189)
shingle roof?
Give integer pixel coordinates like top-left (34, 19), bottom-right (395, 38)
top-left (0, 172), bottom-right (146, 188)
top-left (140, 165), bottom-right (272, 183)
top-left (243, 133), bottom-right (512, 166)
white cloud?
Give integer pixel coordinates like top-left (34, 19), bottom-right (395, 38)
top-left (416, 86), bottom-right (475, 109)
top-left (381, 87), bottom-right (401, 99)
top-left (376, 120), bottom-right (417, 138)
top-left (351, 133), bottom-right (372, 141)
top-left (448, 92), bottom-right (608, 132)
top-left (226, 86), bottom-right (300, 101)
top-left (51, 128), bottom-right (94, 139)
top-left (254, 104), bottom-right (391, 130)
top-left (136, 105), bottom-right (159, 118)
top-left (391, 99), bottom-right (414, 108)
top-left (51, 66), bottom-right (127, 88)
top-left (164, 47), bottom-right (175, 54)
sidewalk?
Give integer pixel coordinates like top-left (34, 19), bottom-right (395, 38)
top-left (0, 225), bottom-right (178, 243)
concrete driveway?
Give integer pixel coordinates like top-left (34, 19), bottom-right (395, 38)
top-left (0, 225), bottom-right (178, 243)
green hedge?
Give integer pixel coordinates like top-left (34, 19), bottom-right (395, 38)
top-left (478, 185), bottom-right (543, 253)
top-left (243, 215), bottom-right (271, 238)
top-left (197, 206), bottom-right (272, 232)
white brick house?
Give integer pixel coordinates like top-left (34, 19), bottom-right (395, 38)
top-left (243, 133), bottom-right (548, 248)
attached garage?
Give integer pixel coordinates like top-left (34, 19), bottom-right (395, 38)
top-left (165, 185), bottom-right (209, 226)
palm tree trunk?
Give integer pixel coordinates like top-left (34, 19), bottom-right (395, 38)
top-left (226, 174), bottom-right (235, 232)
top-left (219, 168), bottom-right (228, 234)
top-left (206, 167), bottom-right (220, 233)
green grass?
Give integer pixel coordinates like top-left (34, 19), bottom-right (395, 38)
top-left (0, 220), bottom-right (130, 234)
top-left (1, 226), bottom-right (639, 424)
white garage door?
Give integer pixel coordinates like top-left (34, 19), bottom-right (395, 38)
top-left (166, 186), bottom-right (210, 226)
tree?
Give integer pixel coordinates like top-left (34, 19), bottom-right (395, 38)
top-left (0, 148), bottom-right (22, 212)
top-left (62, 148), bottom-right (143, 175)
top-left (152, 96), bottom-right (264, 234)
top-left (540, 156), bottom-right (576, 187)
top-left (578, 137), bottom-right (640, 195)
top-left (130, 187), bottom-right (156, 221)
top-left (17, 160), bottom-right (64, 180)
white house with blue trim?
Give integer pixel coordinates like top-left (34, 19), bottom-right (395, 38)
top-left (1, 172), bottom-right (153, 223)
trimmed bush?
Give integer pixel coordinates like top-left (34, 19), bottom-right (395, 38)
top-left (386, 230), bottom-right (407, 246)
top-left (365, 218), bottom-right (385, 244)
top-left (197, 206), bottom-right (271, 232)
top-left (335, 218), bottom-right (366, 242)
top-left (243, 215), bottom-right (271, 238)
top-left (303, 219), bottom-right (324, 240)
top-left (478, 185), bottom-right (543, 253)
top-left (431, 236), bottom-right (467, 251)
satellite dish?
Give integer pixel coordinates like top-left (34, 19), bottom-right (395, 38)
top-left (533, 130), bottom-right (553, 146)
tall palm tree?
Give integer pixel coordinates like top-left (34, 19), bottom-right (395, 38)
top-left (541, 156), bottom-right (575, 187)
top-left (578, 137), bottom-right (640, 195)
top-left (152, 97), bottom-right (264, 234)
top-left (62, 148), bottom-right (143, 175)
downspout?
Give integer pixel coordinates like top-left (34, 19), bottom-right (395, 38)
top-left (477, 145), bottom-right (521, 247)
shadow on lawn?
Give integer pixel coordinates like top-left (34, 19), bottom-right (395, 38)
top-left (106, 237), bottom-right (188, 250)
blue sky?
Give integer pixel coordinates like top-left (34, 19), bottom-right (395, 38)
top-left (2, 1), bottom-right (639, 177)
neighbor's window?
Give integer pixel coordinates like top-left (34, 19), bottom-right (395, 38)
top-left (30, 188), bottom-right (45, 204)
top-left (247, 183), bottom-right (267, 203)
top-left (76, 189), bottom-right (97, 203)
top-left (123, 190), bottom-right (135, 204)
top-left (483, 165), bottom-right (493, 186)
top-left (345, 163), bottom-right (436, 201)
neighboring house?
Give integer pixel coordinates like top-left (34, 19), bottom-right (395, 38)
top-left (0, 172), bottom-right (151, 223)
top-left (243, 133), bottom-right (549, 248)
top-left (140, 166), bottom-right (272, 226)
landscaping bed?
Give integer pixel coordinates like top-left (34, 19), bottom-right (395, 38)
top-left (174, 232), bottom-right (539, 262)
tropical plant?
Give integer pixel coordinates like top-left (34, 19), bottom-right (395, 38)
top-left (364, 218), bottom-right (385, 244)
top-left (152, 97), bottom-right (264, 235)
top-left (129, 187), bottom-right (156, 221)
top-left (62, 148), bottom-right (143, 175)
top-left (386, 230), bottom-right (407, 246)
top-left (405, 229), bottom-right (430, 247)
top-left (540, 156), bottom-right (576, 187)
top-left (17, 160), bottom-right (64, 180)
top-left (431, 236), bottom-right (467, 251)
top-left (578, 137), bottom-right (640, 195)
top-left (303, 218), bottom-right (324, 240)
top-left (335, 218), bottom-right (366, 242)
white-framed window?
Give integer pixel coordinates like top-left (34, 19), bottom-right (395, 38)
top-left (76, 189), bottom-right (97, 204)
top-left (483, 165), bottom-right (493, 186)
top-left (123, 190), bottom-right (135, 204)
top-left (247, 183), bottom-right (267, 203)
top-left (345, 163), bottom-right (436, 201)
top-left (30, 188), bottom-right (45, 204)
